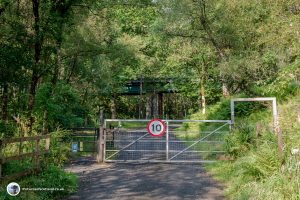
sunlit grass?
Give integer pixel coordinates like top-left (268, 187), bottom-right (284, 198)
top-left (203, 95), bottom-right (300, 199)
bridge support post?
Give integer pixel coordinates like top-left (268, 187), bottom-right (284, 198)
top-left (97, 110), bottom-right (105, 163)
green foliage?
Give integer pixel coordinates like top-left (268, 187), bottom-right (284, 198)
top-left (1, 0), bottom-right (300, 198)
top-left (2, 0), bottom-right (300, 125)
top-left (42, 129), bottom-right (72, 167)
top-left (257, 61), bottom-right (300, 100)
top-left (2, 159), bottom-right (33, 177)
top-left (0, 121), bottom-right (17, 138)
top-left (0, 165), bottom-right (77, 200)
top-left (35, 82), bottom-right (87, 129)
top-left (205, 95), bottom-right (300, 199)
top-left (233, 142), bottom-right (279, 180)
top-left (112, 4), bottom-right (157, 35)
top-left (0, 129), bottom-right (76, 199)
top-left (225, 123), bottom-right (256, 158)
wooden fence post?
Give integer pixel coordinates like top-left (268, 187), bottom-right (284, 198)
top-left (230, 99), bottom-right (235, 129)
top-left (97, 110), bottom-right (105, 163)
top-left (0, 135), bottom-right (50, 181)
top-left (272, 99), bottom-right (283, 163)
top-left (35, 139), bottom-right (40, 169)
top-left (45, 136), bottom-right (50, 153)
top-left (231, 98), bottom-right (283, 163)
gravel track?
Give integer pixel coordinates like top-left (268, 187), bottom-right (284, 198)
top-left (65, 157), bottom-right (224, 200)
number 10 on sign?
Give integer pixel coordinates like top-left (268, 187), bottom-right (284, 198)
top-left (147, 119), bottom-right (166, 137)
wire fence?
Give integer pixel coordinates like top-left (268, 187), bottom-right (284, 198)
top-left (105, 119), bottom-right (231, 163)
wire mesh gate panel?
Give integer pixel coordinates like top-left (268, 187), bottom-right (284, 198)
top-left (104, 119), bottom-right (231, 163)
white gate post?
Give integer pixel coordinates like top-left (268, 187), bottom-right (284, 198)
top-left (97, 110), bottom-right (105, 163)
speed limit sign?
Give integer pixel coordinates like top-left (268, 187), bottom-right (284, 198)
top-left (147, 119), bottom-right (166, 137)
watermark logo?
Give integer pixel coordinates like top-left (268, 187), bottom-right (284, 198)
top-left (7, 182), bottom-right (20, 196)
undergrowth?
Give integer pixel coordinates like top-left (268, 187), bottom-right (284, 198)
top-left (0, 165), bottom-right (77, 200)
top-left (203, 95), bottom-right (300, 199)
top-left (0, 129), bottom-right (77, 200)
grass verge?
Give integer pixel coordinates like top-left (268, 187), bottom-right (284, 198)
top-left (201, 95), bottom-right (300, 199)
top-left (0, 165), bottom-right (77, 200)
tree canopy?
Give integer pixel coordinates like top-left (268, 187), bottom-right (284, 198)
top-left (0, 0), bottom-right (299, 135)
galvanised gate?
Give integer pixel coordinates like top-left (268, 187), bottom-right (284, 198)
top-left (104, 119), bottom-right (231, 163)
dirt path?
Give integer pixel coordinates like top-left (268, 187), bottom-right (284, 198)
top-left (65, 157), bottom-right (224, 200)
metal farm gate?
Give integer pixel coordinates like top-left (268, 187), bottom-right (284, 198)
top-left (104, 119), bottom-right (231, 163)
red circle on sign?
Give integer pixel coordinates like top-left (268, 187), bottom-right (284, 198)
top-left (147, 118), bottom-right (166, 137)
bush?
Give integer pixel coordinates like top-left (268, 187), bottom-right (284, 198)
top-left (225, 123), bottom-right (256, 158)
top-left (0, 165), bottom-right (78, 200)
top-left (205, 95), bottom-right (300, 199)
top-left (0, 121), bottom-right (17, 138)
top-left (0, 128), bottom-right (76, 199)
top-left (257, 61), bottom-right (300, 100)
top-left (34, 82), bottom-right (88, 130)
top-left (41, 129), bottom-right (72, 167)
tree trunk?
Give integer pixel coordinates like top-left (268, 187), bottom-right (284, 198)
top-left (152, 93), bottom-right (158, 117)
top-left (51, 47), bottom-right (61, 86)
top-left (2, 83), bottom-right (8, 121)
top-left (183, 101), bottom-right (187, 118)
top-left (28, 0), bottom-right (42, 133)
top-left (200, 61), bottom-right (207, 114)
top-left (158, 93), bottom-right (163, 117)
top-left (139, 78), bottom-right (143, 119)
top-left (162, 93), bottom-right (165, 118)
top-left (198, 0), bottom-right (230, 97)
top-left (110, 94), bottom-right (117, 119)
top-left (28, 72), bottom-right (39, 133)
top-left (32, 0), bottom-right (41, 64)
top-left (13, 115), bottom-right (28, 136)
top-left (66, 55), bottom-right (77, 84)
top-left (42, 110), bottom-right (48, 135)
top-left (146, 95), bottom-right (151, 119)
top-left (84, 116), bottom-right (88, 127)
top-left (200, 81), bottom-right (206, 115)
top-left (221, 79), bottom-right (230, 97)
top-left (178, 96), bottom-right (183, 118)
top-left (175, 93), bottom-right (179, 118)
top-left (51, 9), bottom-right (65, 85)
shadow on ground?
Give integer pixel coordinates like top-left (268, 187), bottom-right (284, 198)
top-left (65, 157), bottom-right (224, 200)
